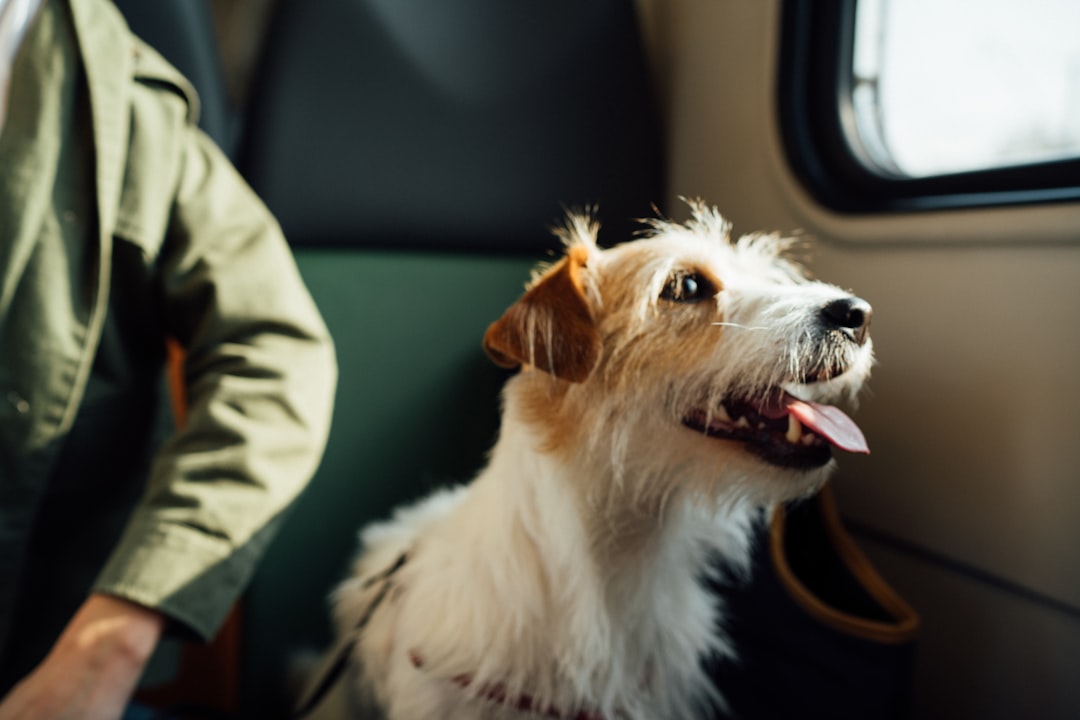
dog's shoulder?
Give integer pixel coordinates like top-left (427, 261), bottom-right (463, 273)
top-left (332, 485), bottom-right (469, 632)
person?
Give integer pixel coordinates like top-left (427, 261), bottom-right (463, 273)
top-left (0, 0), bottom-right (338, 717)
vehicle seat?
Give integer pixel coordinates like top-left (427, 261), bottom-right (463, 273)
top-left (234, 0), bottom-right (663, 715)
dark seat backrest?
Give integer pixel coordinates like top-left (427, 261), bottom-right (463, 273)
top-left (233, 2), bottom-right (663, 714)
top-left (239, 0), bottom-right (663, 251)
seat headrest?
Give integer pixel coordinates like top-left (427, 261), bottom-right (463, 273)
top-left (239, 0), bottom-right (664, 251)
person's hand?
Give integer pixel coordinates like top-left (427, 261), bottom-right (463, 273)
top-left (0, 594), bottom-right (165, 720)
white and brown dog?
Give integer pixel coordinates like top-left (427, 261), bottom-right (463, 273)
top-left (321, 202), bottom-right (873, 719)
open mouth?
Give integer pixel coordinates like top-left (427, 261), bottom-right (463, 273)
top-left (682, 391), bottom-right (869, 470)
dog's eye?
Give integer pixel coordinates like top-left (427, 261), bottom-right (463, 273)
top-left (661, 271), bottom-right (714, 303)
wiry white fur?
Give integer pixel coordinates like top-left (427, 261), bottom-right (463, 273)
top-left (323, 201), bottom-right (874, 720)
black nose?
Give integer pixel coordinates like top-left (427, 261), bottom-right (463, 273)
top-left (821, 296), bottom-right (872, 345)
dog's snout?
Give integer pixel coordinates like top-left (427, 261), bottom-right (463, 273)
top-left (821, 296), bottom-right (872, 345)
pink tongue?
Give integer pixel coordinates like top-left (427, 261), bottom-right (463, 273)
top-left (784, 396), bottom-right (869, 454)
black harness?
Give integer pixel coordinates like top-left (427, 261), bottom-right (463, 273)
top-left (291, 552), bottom-right (409, 719)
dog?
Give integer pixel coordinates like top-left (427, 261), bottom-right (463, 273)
top-left (318, 201), bottom-right (874, 719)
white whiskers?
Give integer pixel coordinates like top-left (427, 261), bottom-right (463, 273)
top-left (711, 322), bottom-right (769, 331)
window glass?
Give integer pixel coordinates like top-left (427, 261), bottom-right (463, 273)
top-left (852, 0), bottom-right (1080, 177)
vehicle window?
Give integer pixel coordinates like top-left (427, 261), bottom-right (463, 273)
top-left (852, 0), bottom-right (1080, 178)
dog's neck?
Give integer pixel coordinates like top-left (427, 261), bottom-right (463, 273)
top-left (417, 373), bottom-right (750, 714)
top-left (495, 370), bottom-right (753, 565)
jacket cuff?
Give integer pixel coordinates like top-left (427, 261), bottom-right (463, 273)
top-left (92, 517), bottom-right (266, 642)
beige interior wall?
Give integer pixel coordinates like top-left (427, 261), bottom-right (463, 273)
top-left (642, 0), bottom-right (1080, 716)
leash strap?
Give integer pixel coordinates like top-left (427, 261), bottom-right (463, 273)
top-left (291, 552), bottom-right (409, 719)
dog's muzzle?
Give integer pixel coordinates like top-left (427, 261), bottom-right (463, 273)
top-left (682, 294), bottom-right (873, 470)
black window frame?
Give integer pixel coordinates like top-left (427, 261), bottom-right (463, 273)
top-left (778, 0), bottom-right (1080, 214)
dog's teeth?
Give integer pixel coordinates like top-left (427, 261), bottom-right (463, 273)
top-left (801, 432), bottom-right (817, 446)
top-left (715, 405), bottom-right (731, 422)
top-left (735, 416), bottom-right (750, 429)
top-left (785, 414), bottom-right (803, 444)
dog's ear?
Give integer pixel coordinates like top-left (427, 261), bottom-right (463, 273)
top-left (483, 246), bottom-right (600, 383)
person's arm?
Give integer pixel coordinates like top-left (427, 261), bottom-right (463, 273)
top-left (3, 8), bottom-right (333, 717)
top-left (1, 131), bottom-right (333, 719)
top-left (0, 595), bottom-right (164, 720)
top-left (84, 101), bottom-right (337, 638)
top-left (2, 126), bottom-right (335, 718)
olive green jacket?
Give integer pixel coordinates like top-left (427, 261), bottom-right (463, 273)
top-left (0, 0), bottom-right (336, 682)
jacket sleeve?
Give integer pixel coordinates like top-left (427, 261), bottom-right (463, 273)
top-left (92, 114), bottom-right (338, 641)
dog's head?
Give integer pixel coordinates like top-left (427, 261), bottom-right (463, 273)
top-left (484, 201), bottom-right (874, 508)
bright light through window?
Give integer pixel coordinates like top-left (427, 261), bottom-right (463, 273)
top-left (852, 0), bottom-right (1080, 178)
